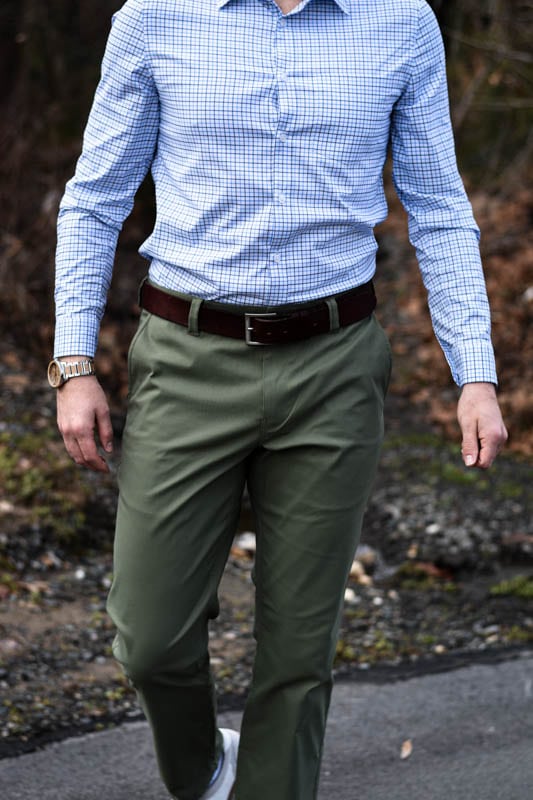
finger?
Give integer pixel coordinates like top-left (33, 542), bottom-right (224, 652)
top-left (63, 435), bottom-right (86, 467)
top-left (76, 434), bottom-right (109, 473)
top-left (477, 433), bottom-right (499, 469)
top-left (460, 420), bottom-right (480, 468)
top-left (477, 424), bottom-right (508, 470)
top-left (78, 437), bottom-right (109, 472)
top-left (96, 405), bottom-right (114, 453)
top-left (477, 442), bottom-right (496, 470)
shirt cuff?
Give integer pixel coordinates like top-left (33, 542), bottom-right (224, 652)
top-left (447, 338), bottom-right (498, 387)
top-left (53, 311), bottom-right (100, 358)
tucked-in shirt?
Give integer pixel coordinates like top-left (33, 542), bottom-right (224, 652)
top-left (54, 0), bottom-right (497, 385)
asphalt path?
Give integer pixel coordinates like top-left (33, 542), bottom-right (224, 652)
top-left (1, 654), bottom-right (532, 800)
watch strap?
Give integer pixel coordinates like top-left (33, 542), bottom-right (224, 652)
top-left (61, 359), bottom-right (95, 380)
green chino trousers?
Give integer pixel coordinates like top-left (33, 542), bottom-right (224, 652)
top-left (106, 288), bottom-right (392, 800)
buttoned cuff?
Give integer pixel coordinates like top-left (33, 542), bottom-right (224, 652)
top-left (53, 311), bottom-right (100, 358)
top-left (447, 338), bottom-right (498, 387)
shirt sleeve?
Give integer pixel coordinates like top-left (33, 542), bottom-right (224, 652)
top-left (390, 1), bottom-right (497, 387)
top-left (54, 0), bottom-right (159, 357)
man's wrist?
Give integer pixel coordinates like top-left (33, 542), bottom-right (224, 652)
top-left (460, 381), bottom-right (497, 395)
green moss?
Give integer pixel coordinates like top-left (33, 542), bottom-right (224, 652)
top-left (497, 482), bottom-right (524, 499)
top-left (335, 639), bottom-right (356, 662)
top-left (382, 432), bottom-right (444, 450)
top-left (215, 667), bottom-right (234, 679)
top-left (6, 704), bottom-right (24, 728)
top-left (417, 633), bottom-right (437, 646)
top-left (0, 554), bottom-right (14, 570)
top-left (490, 575), bottom-right (533, 600)
top-left (504, 625), bottom-right (533, 643)
top-left (443, 582), bottom-right (459, 593)
top-left (395, 562), bottom-right (458, 593)
top-left (438, 462), bottom-right (488, 488)
top-left (0, 427), bottom-right (89, 544)
top-left (370, 631), bottom-right (396, 657)
top-left (344, 608), bottom-right (367, 620)
top-left (105, 686), bottom-right (128, 702)
top-left (0, 572), bottom-right (18, 593)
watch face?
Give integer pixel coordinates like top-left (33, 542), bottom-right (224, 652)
top-left (47, 360), bottom-right (63, 388)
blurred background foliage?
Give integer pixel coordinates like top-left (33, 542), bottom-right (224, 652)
top-left (0, 0), bottom-right (531, 356)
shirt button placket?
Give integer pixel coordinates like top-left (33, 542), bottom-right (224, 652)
top-left (275, 21), bottom-right (290, 166)
top-left (269, 10), bottom-right (291, 284)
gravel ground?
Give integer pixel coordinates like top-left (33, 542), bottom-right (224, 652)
top-left (0, 403), bottom-right (531, 758)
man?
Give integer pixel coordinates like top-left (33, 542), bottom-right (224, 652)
top-left (49, 0), bottom-right (507, 798)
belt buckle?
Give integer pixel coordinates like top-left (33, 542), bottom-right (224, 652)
top-left (244, 312), bottom-right (278, 346)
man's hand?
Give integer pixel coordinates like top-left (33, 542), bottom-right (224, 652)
top-left (57, 374), bottom-right (114, 473)
top-left (457, 382), bottom-right (507, 469)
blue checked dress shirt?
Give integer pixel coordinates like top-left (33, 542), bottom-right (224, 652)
top-left (54, 0), bottom-right (497, 386)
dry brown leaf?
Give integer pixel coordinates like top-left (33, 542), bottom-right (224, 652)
top-left (19, 580), bottom-right (50, 595)
top-left (411, 562), bottom-right (454, 581)
top-left (400, 739), bottom-right (413, 760)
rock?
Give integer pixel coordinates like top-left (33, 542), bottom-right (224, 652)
top-left (355, 544), bottom-right (379, 570)
top-left (425, 523), bottom-right (442, 535)
top-left (383, 503), bottom-right (402, 521)
top-left (40, 551), bottom-right (63, 569)
top-left (522, 286), bottom-right (533, 303)
top-left (344, 588), bottom-right (360, 605)
top-left (0, 639), bottom-right (23, 656)
top-left (407, 543), bottom-right (419, 559)
top-left (349, 560), bottom-right (365, 580)
top-left (234, 532), bottom-right (256, 552)
top-left (355, 544), bottom-right (385, 574)
top-left (231, 532), bottom-right (256, 560)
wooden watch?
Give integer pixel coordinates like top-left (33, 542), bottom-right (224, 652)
top-left (47, 358), bottom-right (96, 388)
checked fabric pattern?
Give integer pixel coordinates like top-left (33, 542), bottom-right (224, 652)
top-left (55, 0), bottom-right (497, 386)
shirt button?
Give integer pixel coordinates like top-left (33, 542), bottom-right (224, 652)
top-left (275, 192), bottom-right (286, 205)
top-left (278, 131), bottom-right (288, 142)
top-left (272, 253), bottom-right (281, 263)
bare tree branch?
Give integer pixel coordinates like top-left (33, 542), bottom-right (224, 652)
top-left (444, 29), bottom-right (533, 64)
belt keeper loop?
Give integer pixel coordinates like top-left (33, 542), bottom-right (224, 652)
top-left (137, 275), bottom-right (148, 307)
top-left (187, 297), bottom-right (203, 336)
top-left (325, 296), bottom-right (340, 332)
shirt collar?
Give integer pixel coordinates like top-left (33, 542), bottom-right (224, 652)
top-left (217, 0), bottom-right (352, 15)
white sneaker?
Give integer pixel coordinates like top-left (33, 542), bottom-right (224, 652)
top-left (201, 728), bottom-right (240, 800)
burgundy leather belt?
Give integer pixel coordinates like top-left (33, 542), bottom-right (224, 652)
top-left (139, 280), bottom-right (376, 346)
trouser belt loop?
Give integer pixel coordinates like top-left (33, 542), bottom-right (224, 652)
top-left (325, 296), bottom-right (340, 332)
top-left (187, 297), bottom-right (203, 336)
top-left (137, 276), bottom-right (149, 307)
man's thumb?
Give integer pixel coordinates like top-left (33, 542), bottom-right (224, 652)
top-left (461, 427), bottom-right (479, 467)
